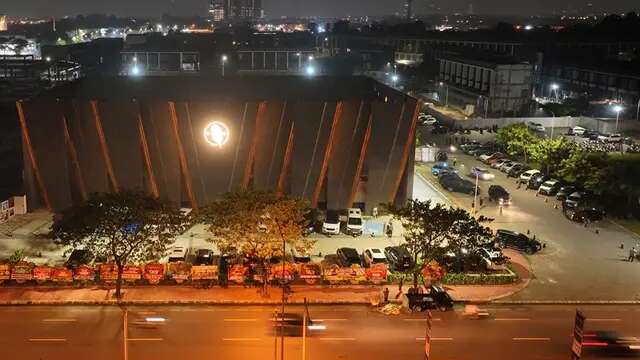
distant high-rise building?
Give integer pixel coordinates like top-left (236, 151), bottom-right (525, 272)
top-left (209, 0), bottom-right (262, 22)
top-left (404, 0), bottom-right (413, 20)
top-left (0, 15), bottom-right (7, 32)
top-left (468, 3), bottom-right (474, 15)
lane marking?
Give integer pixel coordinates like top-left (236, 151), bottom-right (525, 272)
top-left (494, 318), bottom-right (530, 321)
top-left (28, 338), bottom-right (67, 342)
top-left (314, 319), bottom-right (347, 322)
top-left (318, 338), bottom-right (356, 341)
top-left (416, 337), bottom-right (453, 341)
top-left (224, 318), bottom-right (257, 322)
top-left (42, 319), bottom-right (77, 323)
top-left (588, 319), bottom-right (621, 322)
top-left (512, 338), bottom-right (550, 341)
top-left (404, 318), bottom-right (442, 322)
top-left (223, 338), bottom-right (261, 341)
top-left (128, 338), bottom-right (163, 342)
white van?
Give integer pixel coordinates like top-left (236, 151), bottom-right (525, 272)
top-left (321, 210), bottom-right (341, 236)
top-left (345, 208), bottom-right (363, 236)
top-left (168, 246), bottom-right (188, 262)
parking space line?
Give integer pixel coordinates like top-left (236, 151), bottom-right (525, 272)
top-left (512, 338), bottom-right (550, 341)
top-left (318, 338), bottom-right (356, 341)
top-left (224, 318), bottom-right (257, 322)
top-left (222, 338), bottom-right (261, 341)
top-left (28, 338), bottom-right (67, 342)
top-left (587, 319), bottom-right (621, 322)
top-left (494, 318), bottom-right (530, 321)
top-left (128, 338), bottom-right (163, 341)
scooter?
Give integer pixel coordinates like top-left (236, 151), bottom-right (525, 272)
top-left (462, 304), bottom-right (491, 320)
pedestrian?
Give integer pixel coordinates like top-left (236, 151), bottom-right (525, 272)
top-left (629, 247), bottom-right (637, 262)
top-left (383, 287), bottom-right (390, 303)
top-left (372, 207), bottom-right (378, 218)
top-left (479, 197), bottom-right (484, 207)
top-left (395, 279), bottom-right (404, 299)
top-left (453, 158), bottom-right (457, 167)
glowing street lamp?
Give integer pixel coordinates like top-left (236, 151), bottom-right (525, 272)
top-left (204, 121), bottom-right (230, 147)
top-left (221, 55), bottom-right (228, 77)
top-left (613, 105), bottom-right (623, 131)
top-left (305, 65), bottom-right (316, 76)
top-left (550, 83), bottom-right (560, 101)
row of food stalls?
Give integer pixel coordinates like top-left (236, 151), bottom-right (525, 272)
top-left (0, 261), bottom-right (389, 286)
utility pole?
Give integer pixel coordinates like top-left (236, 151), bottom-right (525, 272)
top-left (123, 308), bottom-right (128, 360)
top-left (424, 310), bottom-right (433, 360)
top-left (473, 173), bottom-right (479, 214)
top-left (302, 298), bottom-right (308, 360)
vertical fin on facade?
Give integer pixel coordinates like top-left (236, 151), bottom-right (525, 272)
top-left (62, 115), bottom-right (87, 201)
top-left (390, 100), bottom-right (420, 203)
top-left (302, 102), bottom-right (328, 198)
top-left (243, 101), bottom-right (267, 190)
top-left (90, 100), bottom-right (119, 192)
top-left (229, 102), bottom-right (249, 192)
top-left (311, 101), bottom-right (343, 207)
top-left (267, 100), bottom-right (287, 183)
top-left (349, 111), bottom-right (373, 207)
top-left (16, 101), bottom-right (52, 211)
top-left (380, 102), bottom-right (406, 192)
top-left (168, 101), bottom-right (197, 209)
top-left (277, 121), bottom-right (295, 197)
top-left (136, 102), bottom-right (159, 198)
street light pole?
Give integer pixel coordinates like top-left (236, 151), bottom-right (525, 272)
top-left (123, 308), bottom-right (128, 360)
top-left (473, 173), bottom-right (479, 214)
top-left (221, 55), bottom-right (228, 77)
top-left (549, 110), bottom-right (556, 139)
top-left (636, 99), bottom-right (639, 121)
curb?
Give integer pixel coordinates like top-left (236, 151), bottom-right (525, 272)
top-left (493, 300), bottom-right (640, 305)
top-left (0, 299), bottom-right (374, 306)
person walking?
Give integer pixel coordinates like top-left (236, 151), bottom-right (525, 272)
top-left (629, 246), bottom-right (638, 262)
top-left (395, 279), bottom-right (404, 299)
top-left (382, 287), bottom-right (390, 303)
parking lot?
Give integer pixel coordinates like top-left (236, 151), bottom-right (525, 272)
top-left (420, 139), bottom-right (640, 300)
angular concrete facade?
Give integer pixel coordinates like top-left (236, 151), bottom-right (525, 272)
top-left (17, 76), bottom-right (419, 214)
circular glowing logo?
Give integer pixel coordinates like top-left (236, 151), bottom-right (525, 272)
top-left (203, 121), bottom-right (229, 147)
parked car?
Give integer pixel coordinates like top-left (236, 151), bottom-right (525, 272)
top-left (290, 248), bottom-right (311, 263)
top-left (460, 141), bottom-right (481, 151)
top-left (168, 246), bottom-right (189, 262)
top-left (495, 229), bottom-right (543, 254)
top-left (588, 131), bottom-right (601, 141)
top-left (336, 247), bottom-right (361, 267)
top-left (478, 247), bottom-right (509, 270)
top-left (563, 191), bottom-right (595, 211)
top-left (384, 246), bottom-right (414, 271)
top-left (519, 169), bottom-right (540, 183)
top-left (321, 210), bottom-right (341, 235)
top-left (507, 164), bottom-right (528, 178)
top-left (488, 185), bottom-right (511, 205)
top-left (65, 249), bottom-right (94, 270)
top-left (480, 152), bottom-right (507, 164)
top-left (431, 162), bottom-right (449, 176)
top-left (569, 126), bottom-right (587, 136)
top-left (193, 249), bottom-right (215, 265)
top-left (345, 208), bottom-right (363, 236)
top-left (497, 160), bottom-right (514, 172)
top-left (564, 204), bottom-right (606, 223)
top-left (431, 125), bottom-right (448, 134)
top-left (490, 159), bottom-right (510, 169)
top-left (469, 167), bottom-right (495, 180)
top-left (363, 248), bottom-right (387, 267)
top-left (527, 122), bottom-right (546, 132)
top-left (555, 185), bottom-right (577, 201)
top-left (538, 179), bottom-right (562, 196)
top-left (527, 173), bottom-right (549, 190)
top-left (501, 162), bottom-right (520, 174)
top-left (582, 129), bottom-right (598, 138)
top-left (440, 173), bottom-right (480, 195)
top-left (605, 133), bottom-right (623, 143)
top-left (418, 113), bottom-right (437, 125)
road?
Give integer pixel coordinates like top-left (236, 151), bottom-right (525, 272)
top-left (2, 304), bottom-right (639, 360)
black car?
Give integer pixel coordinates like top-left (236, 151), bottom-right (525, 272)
top-left (272, 312), bottom-right (326, 337)
top-left (563, 191), bottom-right (597, 211)
top-left (194, 249), bottom-right (214, 265)
top-left (564, 203), bottom-right (606, 223)
top-left (555, 185), bottom-right (576, 201)
top-left (495, 229), bottom-right (543, 254)
top-left (527, 173), bottom-right (549, 190)
top-left (336, 247), bottom-right (361, 267)
top-left (582, 331), bottom-right (640, 356)
top-left (431, 125), bottom-right (449, 134)
top-left (439, 174), bottom-right (480, 195)
top-left (507, 164), bottom-right (529, 178)
top-left (65, 249), bottom-right (94, 269)
top-left (588, 131), bottom-right (601, 140)
top-left (384, 246), bottom-right (414, 271)
top-left (406, 285), bottom-right (454, 312)
top-left (488, 185), bottom-right (511, 205)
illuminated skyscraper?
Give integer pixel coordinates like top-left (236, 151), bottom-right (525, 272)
top-left (209, 0), bottom-right (226, 22)
top-left (404, 0), bottom-right (413, 20)
top-left (209, 0), bottom-right (262, 21)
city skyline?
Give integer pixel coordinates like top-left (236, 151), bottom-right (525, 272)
top-left (1, 0), bottom-right (639, 19)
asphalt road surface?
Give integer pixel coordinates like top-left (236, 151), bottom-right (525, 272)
top-left (3, 304), bottom-right (639, 360)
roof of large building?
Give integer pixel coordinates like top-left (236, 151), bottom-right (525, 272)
top-left (36, 75), bottom-right (395, 102)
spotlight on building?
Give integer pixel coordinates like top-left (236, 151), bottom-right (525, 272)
top-left (203, 121), bottom-right (230, 147)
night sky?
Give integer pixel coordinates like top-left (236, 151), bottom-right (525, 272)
top-left (1, 0), bottom-right (638, 18)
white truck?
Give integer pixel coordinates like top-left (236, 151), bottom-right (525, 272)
top-left (345, 208), bottom-right (363, 236)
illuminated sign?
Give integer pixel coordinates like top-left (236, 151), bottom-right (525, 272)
top-left (203, 121), bottom-right (229, 147)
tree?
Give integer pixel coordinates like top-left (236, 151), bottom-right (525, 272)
top-left (557, 151), bottom-right (608, 191)
top-left (386, 200), bottom-right (493, 288)
top-left (199, 190), bottom-right (314, 296)
top-left (528, 137), bottom-right (575, 176)
top-left (495, 123), bottom-right (539, 161)
top-left (50, 190), bottom-right (188, 298)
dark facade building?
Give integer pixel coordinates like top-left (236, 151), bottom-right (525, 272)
top-left (16, 76), bottom-right (419, 214)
